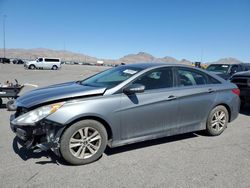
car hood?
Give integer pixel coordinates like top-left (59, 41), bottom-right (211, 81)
top-left (26, 60), bottom-right (36, 64)
top-left (233, 71), bottom-right (250, 77)
top-left (209, 71), bottom-right (230, 80)
top-left (16, 81), bottom-right (107, 108)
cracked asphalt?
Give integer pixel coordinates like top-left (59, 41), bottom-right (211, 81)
top-left (0, 64), bottom-right (250, 188)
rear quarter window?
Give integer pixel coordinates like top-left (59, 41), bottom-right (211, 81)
top-left (207, 75), bottom-right (221, 84)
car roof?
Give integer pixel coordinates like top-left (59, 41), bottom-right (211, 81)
top-left (124, 62), bottom-right (188, 69)
top-left (207, 63), bottom-right (246, 66)
top-left (122, 62), bottom-right (227, 83)
top-left (38, 57), bottom-right (61, 59)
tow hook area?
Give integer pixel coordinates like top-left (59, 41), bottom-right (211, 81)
top-left (11, 119), bottom-right (65, 156)
top-left (32, 139), bottom-right (60, 153)
top-left (32, 125), bottom-right (64, 156)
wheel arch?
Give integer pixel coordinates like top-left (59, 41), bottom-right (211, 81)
top-left (29, 64), bottom-right (36, 69)
top-left (62, 115), bottom-right (113, 141)
top-left (212, 103), bottom-right (232, 122)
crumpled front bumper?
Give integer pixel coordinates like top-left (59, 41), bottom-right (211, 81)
top-left (10, 115), bottom-right (29, 141)
top-left (10, 114), bottom-right (64, 155)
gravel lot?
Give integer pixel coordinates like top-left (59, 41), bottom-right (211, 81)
top-left (0, 64), bottom-right (250, 188)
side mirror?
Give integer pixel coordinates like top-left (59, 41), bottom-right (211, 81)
top-left (123, 84), bottom-right (145, 94)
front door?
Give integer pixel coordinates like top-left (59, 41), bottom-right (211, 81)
top-left (36, 58), bottom-right (44, 68)
top-left (120, 67), bottom-right (179, 140)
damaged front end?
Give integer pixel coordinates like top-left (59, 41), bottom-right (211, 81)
top-left (10, 105), bottom-right (65, 156)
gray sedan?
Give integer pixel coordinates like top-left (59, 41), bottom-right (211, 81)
top-left (10, 63), bottom-right (240, 165)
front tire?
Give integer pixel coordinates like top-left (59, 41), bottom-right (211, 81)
top-left (60, 120), bottom-right (107, 165)
top-left (206, 105), bottom-right (229, 136)
top-left (29, 64), bottom-right (36, 70)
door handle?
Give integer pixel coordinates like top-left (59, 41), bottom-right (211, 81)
top-left (208, 88), bottom-right (215, 93)
top-left (168, 95), bottom-right (177, 100)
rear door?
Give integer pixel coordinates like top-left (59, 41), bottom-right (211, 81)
top-left (44, 58), bottom-right (52, 69)
top-left (120, 67), bottom-right (179, 140)
top-left (175, 67), bottom-right (219, 130)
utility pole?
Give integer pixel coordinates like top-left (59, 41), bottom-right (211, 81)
top-left (3, 15), bottom-right (7, 58)
top-left (200, 48), bottom-right (204, 64)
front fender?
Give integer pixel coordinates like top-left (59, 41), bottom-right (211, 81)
top-left (45, 95), bottom-right (122, 141)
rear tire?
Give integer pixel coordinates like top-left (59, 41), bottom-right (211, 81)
top-left (0, 98), bottom-right (2, 107)
top-left (206, 105), bottom-right (229, 136)
top-left (52, 65), bottom-right (58, 70)
top-left (60, 120), bottom-right (107, 165)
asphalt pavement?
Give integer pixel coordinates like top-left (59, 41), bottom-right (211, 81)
top-left (0, 64), bottom-right (250, 188)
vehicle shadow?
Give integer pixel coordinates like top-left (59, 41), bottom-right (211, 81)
top-left (13, 133), bottom-right (199, 165)
top-left (12, 136), bottom-right (67, 166)
top-left (0, 104), bottom-right (7, 109)
top-left (105, 132), bottom-right (198, 156)
top-left (240, 104), bottom-right (250, 116)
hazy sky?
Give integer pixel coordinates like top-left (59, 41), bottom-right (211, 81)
top-left (0, 0), bottom-right (250, 62)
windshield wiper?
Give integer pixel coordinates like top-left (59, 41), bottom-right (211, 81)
top-left (75, 81), bottom-right (90, 86)
top-left (80, 82), bottom-right (94, 87)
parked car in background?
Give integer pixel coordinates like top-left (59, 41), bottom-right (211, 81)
top-left (13, 59), bottom-right (25, 64)
top-left (10, 63), bottom-right (240, 165)
top-left (230, 71), bottom-right (250, 107)
top-left (206, 63), bottom-right (250, 80)
top-left (0, 57), bottom-right (10, 64)
top-left (24, 57), bottom-right (61, 70)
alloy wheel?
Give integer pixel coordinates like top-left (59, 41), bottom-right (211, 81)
top-left (52, 65), bottom-right (58, 70)
top-left (210, 110), bottom-right (226, 132)
top-left (69, 127), bottom-right (101, 159)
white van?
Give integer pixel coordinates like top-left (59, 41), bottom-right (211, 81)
top-left (25, 57), bottom-right (61, 70)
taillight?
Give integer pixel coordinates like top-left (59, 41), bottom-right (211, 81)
top-left (232, 88), bottom-right (240, 96)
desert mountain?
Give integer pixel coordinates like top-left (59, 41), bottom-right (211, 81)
top-left (0, 48), bottom-right (98, 63)
top-left (0, 48), bottom-right (183, 64)
top-left (157, 56), bottom-right (179, 63)
top-left (0, 48), bottom-right (245, 65)
top-left (208, 57), bottom-right (243, 64)
top-left (119, 52), bottom-right (155, 63)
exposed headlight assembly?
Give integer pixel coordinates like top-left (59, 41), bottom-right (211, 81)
top-left (12, 102), bottom-right (64, 126)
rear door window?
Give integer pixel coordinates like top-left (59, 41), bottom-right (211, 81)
top-left (177, 68), bottom-right (208, 86)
